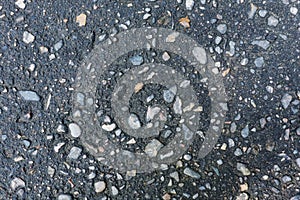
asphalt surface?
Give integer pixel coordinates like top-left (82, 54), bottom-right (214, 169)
top-left (0, 0), bottom-right (300, 199)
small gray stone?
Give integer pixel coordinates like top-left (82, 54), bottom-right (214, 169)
top-left (240, 58), bottom-right (249, 66)
top-left (23, 31), bottom-right (35, 44)
top-left (11, 177), bottom-right (25, 191)
top-left (57, 194), bottom-right (72, 200)
top-left (54, 40), bottom-right (63, 51)
top-left (241, 125), bottom-right (249, 138)
top-left (183, 167), bottom-right (200, 179)
top-left (234, 148), bottom-right (243, 156)
top-left (217, 24), bottom-right (227, 34)
top-left (68, 147), bottom-right (82, 159)
top-left (48, 166), bottom-right (55, 177)
top-left (186, 0), bottom-right (194, 10)
top-left (282, 175), bottom-right (292, 183)
top-left (237, 163), bottom-right (250, 176)
top-left (268, 16), bottom-right (279, 27)
top-left (290, 195), bottom-right (300, 200)
top-left (19, 90), bottom-right (40, 101)
top-left (254, 57), bottom-right (264, 67)
top-left (251, 40), bottom-right (270, 50)
top-left (128, 113), bottom-right (141, 129)
top-left (129, 56), bottom-right (143, 65)
top-left (169, 171), bottom-right (179, 182)
top-left (94, 181), bottom-right (106, 193)
top-left (281, 93), bottom-right (292, 109)
top-left (111, 186), bottom-right (119, 196)
top-left (192, 47), bottom-right (207, 64)
top-left (145, 139), bottom-right (163, 157)
top-left (258, 10), bottom-right (268, 17)
top-left (173, 96), bottom-right (182, 114)
top-left (68, 123), bottom-right (81, 138)
top-left (163, 88), bottom-right (176, 103)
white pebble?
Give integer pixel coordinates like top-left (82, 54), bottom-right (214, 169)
top-left (290, 7), bottom-right (298, 15)
top-left (68, 123), bottom-right (81, 138)
top-left (94, 181), bottom-right (106, 193)
top-left (23, 31), bottom-right (35, 44)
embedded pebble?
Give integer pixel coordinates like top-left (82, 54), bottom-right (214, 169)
top-left (259, 10), bottom-right (268, 17)
top-left (54, 40), bottom-right (63, 51)
top-left (169, 171), bottom-right (179, 182)
top-left (183, 167), bottom-right (200, 179)
top-left (268, 16), bottom-right (279, 27)
top-left (290, 7), bottom-right (298, 15)
top-left (251, 40), bottom-right (270, 50)
top-left (11, 177), bottom-right (25, 191)
top-left (130, 55), bottom-right (143, 65)
top-left (111, 186), bottom-right (119, 196)
top-left (146, 106), bottom-right (161, 121)
top-left (15, 0), bottom-right (26, 9)
top-left (68, 147), bottom-right (82, 159)
top-left (281, 93), bottom-right (292, 109)
top-left (48, 166), bottom-right (55, 177)
top-left (240, 58), bottom-right (249, 66)
top-left (266, 86), bottom-right (274, 93)
top-left (254, 57), bottom-right (264, 68)
top-left (217, 24), bottom-right (227, 34)
top-left (248, 3), bottom-right (257, 19)
top-left (19, 90), bottom-right (40, 101)
top-left (76, 13), bottom-right (87, 26)
top-left (173, 96), bottom-right (182, 114)
top-left (94, 181), bottom-right (106, 193)
top-left (57, 194), bottom-right (72, 200)
top-left (163, 87), bottom-right (176, 103)
top-left (128, 114), bottom-right (141, 129)
top-left (102, 123), bottom-right (116, 132)
top-left (241, 125), bottom-right (249, 138)
top-left (68, 123), bottom-right (81, 138)
top-left (186, 0), bottom-right (195, 10)
top-left (192, 47), bottom-right (207, 64)
top-left (282, 175), bottom-right (292, 183)
top-left (234, 148), bottom-right (243, 156)
top-left (237, 163), bottom-right (251, 176)
top-left (296, 158), bottom-right (300, 168)
top-left (162, 52), bottom-right (170, 61)
top-left (145, 139), bottom-right (163, 157)
top-left (23, 31), bottom-right (35, 44)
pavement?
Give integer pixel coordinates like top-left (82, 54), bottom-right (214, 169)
top-left (0, 0), bottom-right (299, 199)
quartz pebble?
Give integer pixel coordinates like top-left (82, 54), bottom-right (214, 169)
top-left (94, 181), bottom-right (106, 193)
top-left (23, 31), bottom-right (35, 44)
top-left (76, 13), bottom-right (87, 26)
top-left (68, 147), bottom-right (82, 159)
top-left (281, 93), bottom-right (292, 109)
top-left (130, 55), bottom-right (143, 65)
top-left (251, 40), bottom-right (270, 50)
top-left (15, 0), bottom-right (26, 9)
top-left (11, 177), bottom-right (25, 191)
top-left (183, 167), bottom-right (200, 179)
top-left (68, 123), bottom-right (81, 138)
top-left (254, 57), bottom-right (264, 68)
top-left (241, 125), bottom-right (249, 138)
top-left (162, 52), bottom-right (170, 61)
top-left (217, 24), bottom-right (227, 34)
top-left (145, 139), bottom-right (163, 157)
top-left (186, 0), bottom-right (195, 10)
top-left (290, 7), bottom-right (298, 15)
top-left (268, 16), bottom-right (279, 27)
top-left (19, 90), bottom-right (40, 101)
top-left (237, 163), bottom-right (251, 176)
top-left (111, 186), bottom-right (119, 196)
top-left (192, 47), bottom-right (207, 64)
top-left (54, 40), bottom-right (63, 51)
top-left (57, 194), bottom-right (72, 200)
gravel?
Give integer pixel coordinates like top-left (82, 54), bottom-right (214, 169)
top-left (19, 90), bottom-right (40, 101)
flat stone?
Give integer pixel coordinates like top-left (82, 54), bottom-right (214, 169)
top-left (68, 146), bottom-right (82, 159)
top-left (94, 181), bottom-right (106, 193)
top-left (23, 31), bottom-right (35, 44)
top-left (254, 57), bottom-right (264, 67)
top-left (11, 177), bottom-right (25, 191)
top-left (251, 40), bottom-right (270, 50)
top-left (128, 113), bottom-right (141, 129)
top-left (183, 167), bottom-right (200, 179)
top-left (241, 125), bottom-right (249, 138)
top-left (57, 194), bottom-right (72, 200)
top-left (217, 24), bottom-right (227, 34)
top-left (102, 123), bottom-right (116, 132)
top-left (145, 139), bottom-right (163, 157)
top-left (19, 90), bottom-right (40, 101)
top-left (76, 13), bottom-right (87, 26)
top-left (15, 0), bottom-right (26, 9)
top-left (268, 16), bottom-right (279, 27)
top-left (129, 55), bottom-right (143, 65)
top-left (237, 163), bottom-right (251, 176)
top-left (193, 46), bottom-right (207, 64)
top-left (186, 0), bottom-right (194, 10)
top-left (54, 40), bottom-right (63, 51)
top-left (281, 93), bottom-right (292, 109)
top-left (68, 123), bottom-right (81, 138)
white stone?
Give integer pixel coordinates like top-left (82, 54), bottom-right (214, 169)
top-left (217, 24), bottom-right (227, 34)
top-left (267, 16), bottom-right (279, 27)
top-left (94, 181), bottom-right (106, 193)
top-left (193, 47), bottom-right (207, 64)
top-left (68, 123), bottom-right (81, 138)
top-left (23, 31), bottom-right (35, 44)
top-left (15, 0), bottom-right (26, 9)
top-left (145, 139), bottom-right (163, 157)
top-left (162, 52), bottom-right (170, 61)
top-left (237, 163), bottom-right (250, 176)
top-left (102, 123), bottom-right (116, 132)
top-left (11, 177), bottom-right (25, 191)
top-left (290, 7), bottom-right (298, 15)
top-left (186, 0), bottom-right (195, 10)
